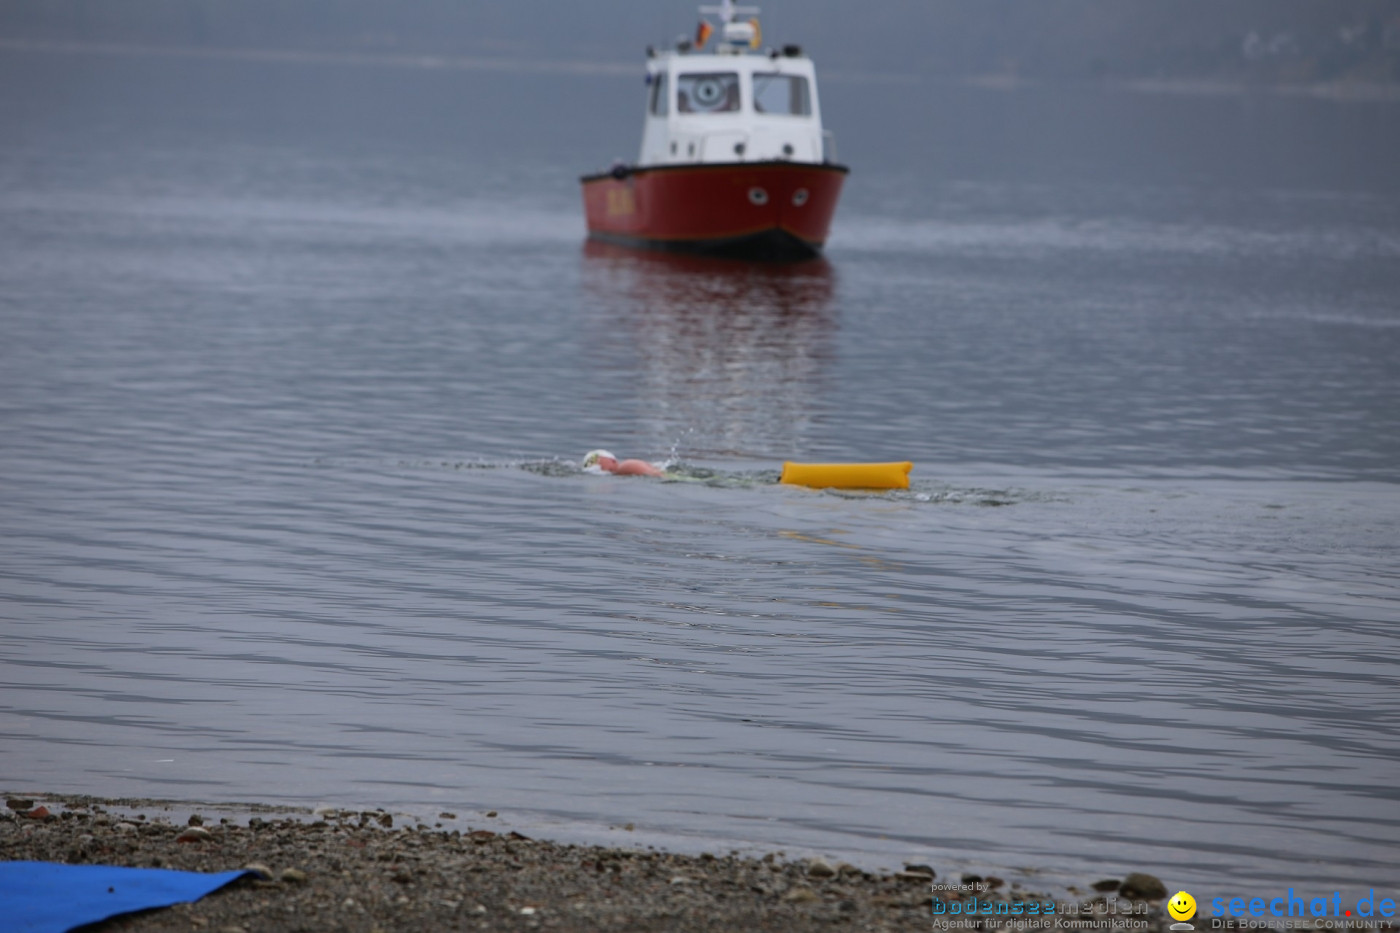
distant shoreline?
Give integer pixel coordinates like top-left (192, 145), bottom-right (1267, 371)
top-left (3, 36), bottom-right (1398, 101)
top-left (0, 36), bottom-right (637, 77)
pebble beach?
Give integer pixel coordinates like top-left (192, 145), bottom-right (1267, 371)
top-left (0, 793), bottom-right (1208, 933)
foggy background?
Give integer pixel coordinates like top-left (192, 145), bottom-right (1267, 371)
top-left (3, 0), bottom-right (1399, 86)
top-left (3, 0), bottom-right (1399, 897)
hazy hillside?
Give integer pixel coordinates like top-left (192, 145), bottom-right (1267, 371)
top-left (2, 0), bottom-right (1398, 86)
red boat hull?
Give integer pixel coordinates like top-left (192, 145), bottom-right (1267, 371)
top-left (580, 161), bottom-right (848, 261)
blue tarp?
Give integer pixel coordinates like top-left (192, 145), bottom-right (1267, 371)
top-left (0, 861), bottom-right (252, 933)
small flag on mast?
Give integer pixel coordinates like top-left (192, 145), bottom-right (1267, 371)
top-left (696, 20), bottom-right (714, 49)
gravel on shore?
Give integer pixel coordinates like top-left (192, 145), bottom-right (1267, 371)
top-left (0, 793), bottom-right (1259, 933)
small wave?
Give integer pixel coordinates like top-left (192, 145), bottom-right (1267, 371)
top-left (837, 215), bottom-right (1400, 263)
top-left (659, 464), bottom-right (783, 488)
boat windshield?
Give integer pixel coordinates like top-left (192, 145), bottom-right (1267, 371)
top-left (649, 73), bottom-right (669, 115)
top-left (676, 72), bottom-right (740, 114)
top-left (753, 73), bottom-right (811, 116)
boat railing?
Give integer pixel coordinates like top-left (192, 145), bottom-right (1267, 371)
top-left (822, 130), bottom-right (838, 164)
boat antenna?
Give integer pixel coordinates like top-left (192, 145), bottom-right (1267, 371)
top-left (698, 0), bottom-right (759, 25)
top-left (697, 0), bottom-right (761, 51)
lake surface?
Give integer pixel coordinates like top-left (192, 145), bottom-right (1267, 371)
top-left (1, 48), bottom-right (1398, 897)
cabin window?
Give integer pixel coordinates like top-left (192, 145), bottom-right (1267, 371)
top-left (676, 72), bottom-right (740, 114)
top-left (753, 73), bottom-right (811, 116)
top-left (649, 73), bottom-right (669, 116)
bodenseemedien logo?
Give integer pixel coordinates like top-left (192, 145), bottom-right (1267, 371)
top-left (1169, 890), bottom-right (1198, 931)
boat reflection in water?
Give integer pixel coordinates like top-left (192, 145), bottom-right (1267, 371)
top-left (580, 240), bottom-right (837, 457)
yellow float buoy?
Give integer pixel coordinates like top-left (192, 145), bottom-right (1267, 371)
top-left (780, 461), bottom-right (912, 490)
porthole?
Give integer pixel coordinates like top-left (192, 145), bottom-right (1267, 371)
top-left (748, 187), bottom-right (769, 206)
top-left (692, 78), bottom-right (725, 107)
top-left (792, 188), bottom-right (809, 207)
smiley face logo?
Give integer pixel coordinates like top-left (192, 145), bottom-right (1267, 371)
top-left (1168, 891), bottom-right (1197, 922)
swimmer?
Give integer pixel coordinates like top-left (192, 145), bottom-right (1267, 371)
top-left (582, 449), bottom-right (666, 478)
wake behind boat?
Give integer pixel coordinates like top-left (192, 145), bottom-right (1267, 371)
top-left (580, 0), bottom-right (848, 261)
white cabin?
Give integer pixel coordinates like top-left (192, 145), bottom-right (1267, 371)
top-left (638, 3), bottom-right (831, 168)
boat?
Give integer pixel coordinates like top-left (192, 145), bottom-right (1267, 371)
top-left (580, 0), bottom-right (848, 261)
